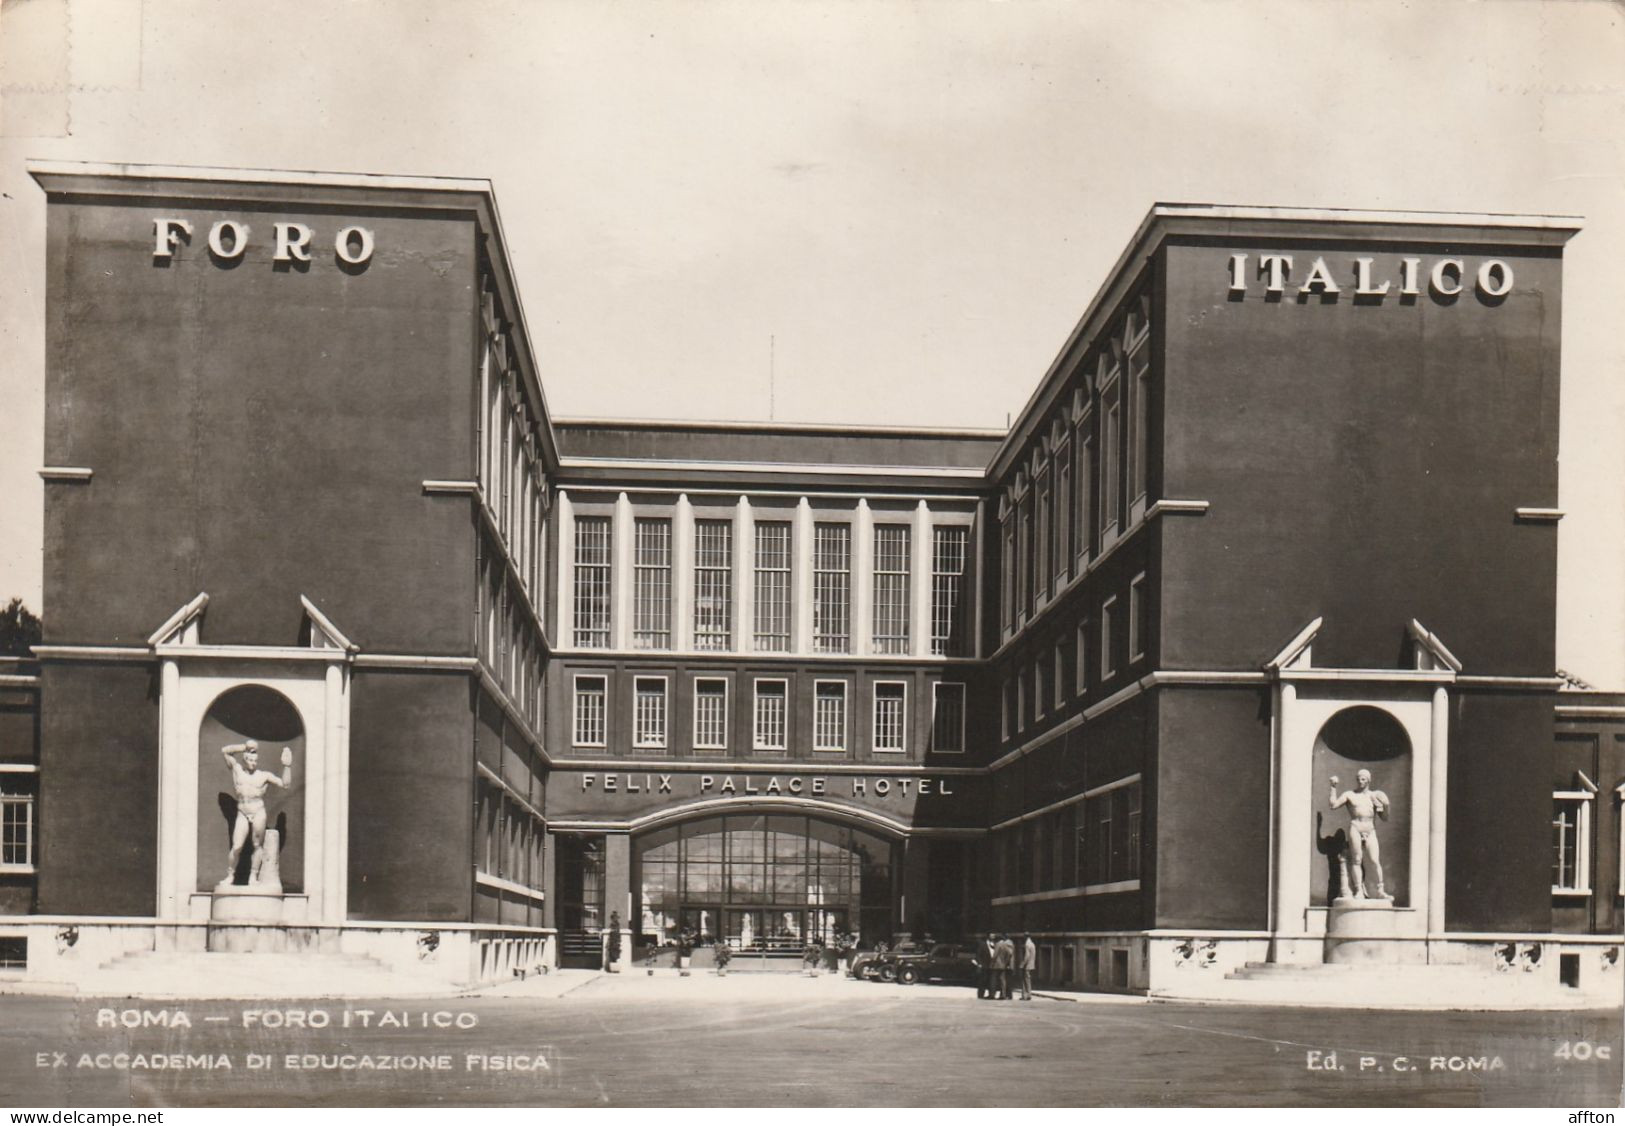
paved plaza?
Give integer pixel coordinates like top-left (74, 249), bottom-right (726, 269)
top-left (1, 974), bottom-right (1619, 1107)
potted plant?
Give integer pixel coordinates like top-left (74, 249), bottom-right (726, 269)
top-left (714, 940), bottom-right (733, 976)
top-left (676, 930), bottom-right (694, 976)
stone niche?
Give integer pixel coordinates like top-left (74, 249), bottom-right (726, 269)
top-left (194, 684), bottom-right (306, 893)
top-left (1309, 705), bottom-right (1411, 908)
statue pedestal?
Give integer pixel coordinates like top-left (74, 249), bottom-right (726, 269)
top-left (1325, 899), bottom-right (1425, 965)
top-left (210, 884), bottom-right (287, 925)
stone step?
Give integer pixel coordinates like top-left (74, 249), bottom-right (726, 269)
top-left (70, 949), bottom-right (465, 999)
top-left (1226, 961), bottom-right (1550, 983)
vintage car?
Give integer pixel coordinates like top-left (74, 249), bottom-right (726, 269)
top-left (852, 942), bottom-right (924, 981)
top-left (878, 942), bottom-right (979, 986)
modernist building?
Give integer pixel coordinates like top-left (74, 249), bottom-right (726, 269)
top-left (1, 163), bottom-right (1619, 995)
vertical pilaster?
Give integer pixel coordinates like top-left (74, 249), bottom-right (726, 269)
top-left (735, 495), bottom-right (753, 653)
top-left (900, 837), bottom-right (932, 940)
top-left (674, 494), bottom-right (694, 651)
top-left (792, 497), bottom-right (813, 654)
top-left (555, 490), bottom-right (575, 647)
top-left (972, 499), bottom-right (986, 659)
top-left (1272, 681), bottom-right (1314, 959)
top-left (612, 492), bottom-right (633, 651)
top-left (603, 832), bottom-right (633, 971)
top-left (911, 501), bottom-right (932, 658)
top-left (1427, 685), bottom-right (1449, 937)
top-left (156, 658), bottom-right (183, 918)
top-left (322, 661), bottom-right (351, 924)
top-left (854, 499), bottom-right (874, 657)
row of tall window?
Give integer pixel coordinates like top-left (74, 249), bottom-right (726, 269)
top-left (991, 778), bottom-right (1142, 897)
top-left (477, 777), bottom-right (545, 896)
top-left (572, 674), bottom-right (966, 755)
top-left (1001, 573), bottom-right (1149, 740)
top-left (477, 276), bottom-right (549, 667)
top-left (573, 515), bottom-right (969, 657)
top-left (1000, 297), bottom-right (1151, 635)
top-left (481, 553), bottom-right (545, 730)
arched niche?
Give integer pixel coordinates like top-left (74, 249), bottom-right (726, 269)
top-left (1310, 705), bottom-right (1412, 907)
top-left (195, 684), bottom-right (306, 892)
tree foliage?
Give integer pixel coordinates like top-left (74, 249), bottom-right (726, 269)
top-left (0, 598), bottom-right (42, 657)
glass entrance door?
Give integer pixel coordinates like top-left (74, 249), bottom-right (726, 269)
top-left (635, 814), bottom-right (897, 953)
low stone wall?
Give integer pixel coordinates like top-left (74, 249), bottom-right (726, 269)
top-left (0, 918), bottom-right (557, 988)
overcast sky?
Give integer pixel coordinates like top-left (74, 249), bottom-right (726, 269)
top-left (2, 0), bottom-right (1621, 684)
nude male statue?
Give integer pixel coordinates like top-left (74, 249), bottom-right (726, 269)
top-left (1329, 769), bottom-right (1390, 900)
top-left (220, 739), bottom-right (293, 887)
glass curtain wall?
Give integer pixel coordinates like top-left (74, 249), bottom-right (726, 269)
top-left (636, 815), bottom-right (896, 952)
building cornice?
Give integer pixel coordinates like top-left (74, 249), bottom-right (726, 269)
top-left (988, 202), bottom-right (1583, 481)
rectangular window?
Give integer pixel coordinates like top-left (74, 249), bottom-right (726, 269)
top-left (1129, 342), bottom-right (1150, 508)
top-left (1076, 619), bottom-right (1089, 693)
top-left (1054, 638), bottom-right (1068, 707)
top-left (1077, 431), bottom-right (1094, 562)
top-left (633, 677), bottom-right (667, 750)
top-left (1129, 572), bottom-right (1148, 664)
top-left (872, 525), bottom-right (912, 654)
top-left (931, 683), bottom-right (966, 753)
top-left (753, 679), bottom-right (788, 751)
top-left (1000, 515), bottom-right (1015, 633)
top-left (0, 782), bottom-right (35, 868)
top-left (693, 520), bottom-right (733, 651)
top-left (572, 675), bottom-right (607, 748)
top-left (1102, 387), bottom-right (1121, 534)
top-left (1101, 596), bottom-right (1118, 679)
top-left (1016, 495), bottom-right (1032, 615)
top-left (814, 681), bottom-right (848, 752)
top-left (1033, 655), bottom-right (1046, 720)
top-left (873, 681), bottom-right (907, 752)
top-left (694, 678), bottom-right (728, 750)
top-left (572, 515), bottom-right (612, 648)
top-left (1552, 793), bottom-right (1593, 894)
top-left (753, 521), bottom-right (792, 651)
top-left (931, 526), bottom-right (968, 656)
top-left (633, 518), bottom-right (672, 650)
top-left (1083, 778), bottom-right (1142, 885)
top-left (1002, 678), bottom-right (1016, 740)
top-left (813, 523), bottom-right (851, 654)
top-left (1054, 445), bottom-right (1072, 587)
top-left (1035, 471), bottom-right (1051, 598)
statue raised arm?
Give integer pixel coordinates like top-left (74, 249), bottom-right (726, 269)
top-left (218, 740), bottom-right (294, 889)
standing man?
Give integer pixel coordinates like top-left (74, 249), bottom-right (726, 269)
top-left (994, 932), bottom-right (1015, 1000)
top-left (219, 739), bottom-right (293, 887)
top-left (1329, 769), bottom-right (1391, 900)
top-left (975, 932), bottom-right (997, 999)
top-left (1019, 933), bottom-right (1037, 1000)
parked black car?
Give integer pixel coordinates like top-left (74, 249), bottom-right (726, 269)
top-left (881, 943), bottom-right (979, 986)
top-left (854, 942), bottom-right (925, 981)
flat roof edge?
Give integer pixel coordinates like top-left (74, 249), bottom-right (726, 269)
top-left (554, 416), bottom-right (1007, 440)
top-left (1147, 202), bottom-right (1585, 232)
top-left (25, 160), bottom-right (493, 197)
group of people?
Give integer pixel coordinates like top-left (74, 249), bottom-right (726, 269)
top-left (974, 932), bottom-right (1037, 1001)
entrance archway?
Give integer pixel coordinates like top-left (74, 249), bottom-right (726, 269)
top-left (633, 812), bottom-right (899, 956)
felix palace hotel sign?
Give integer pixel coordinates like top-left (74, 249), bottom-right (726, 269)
top-left (578, 772), bottom-right (958, 798)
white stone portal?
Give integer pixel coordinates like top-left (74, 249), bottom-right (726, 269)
top-left (151, 594), bottom-right (354, 928)
top-left (1265, 618), bottom-right (1450, 964)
